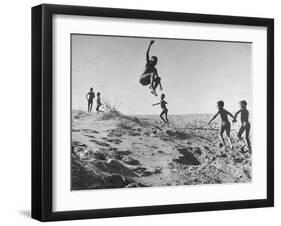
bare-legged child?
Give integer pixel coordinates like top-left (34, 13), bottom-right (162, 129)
top-left (153, 93), bottom-right (169, 125)
top-left (139, 40), bottom-right (163, 96)
top-left (96, 92), bottom-right (104, 113)
top-left (208, 101), bottom-right (235, 150)
top-left (86, 88), bottom-right (95, 112)
top-left (233, 100), bottom-right (251, 152)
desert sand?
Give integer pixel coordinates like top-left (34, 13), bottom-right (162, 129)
top-left (71, 109), bottom-right (251, 190)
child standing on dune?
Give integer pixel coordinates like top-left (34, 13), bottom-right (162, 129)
top-left (96, 92), bottom-right (104, 113)
top-left (208, 100), bottom-right (235, 150)
top-left (153, 93), bottom-right (169, 125)
top-left (233, 100), bottom-right (251, 152)
top-left (86, 87), bottom-right (95, 113)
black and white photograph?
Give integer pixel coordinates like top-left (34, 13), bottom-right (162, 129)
top-left (29, 3), bottom-right (274, 222)
top-left (71, 34), bottom-right (253, 190)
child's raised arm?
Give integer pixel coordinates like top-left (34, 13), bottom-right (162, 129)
top-left (146, 40), bottom-right (154, 62)
top-left (152, 102), bottom-right (160, 106)
top-left (208, 112), bottom-right (219, 125)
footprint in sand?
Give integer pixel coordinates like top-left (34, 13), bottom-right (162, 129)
top-left (128, 131), bottom-right (141, 136)
top-left (107, 129), bottom-right (124, 137)
top-left (89, 139), bottom-right (110, 147)
top-left (113, 150), bottom-right (132, 160)
top-left (122, 156), bottom-right (140, 166)
top-left (113, 139), bottom-right (122, 144)
top-left (204, 146), bottom-right (209, 151)
top-left (102, 137), bottom-right (122, 145)
top-left (133, 167), bottom-right (154, 177)
top-left (72, 141), bottom-right (87, 147)
top-left (85, 134), bottom-right (95, 139)
top-left (82, 129), bottom-right (99, 134)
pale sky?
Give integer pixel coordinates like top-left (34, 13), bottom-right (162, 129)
top-left (71, 34), bottom-right (252, 115)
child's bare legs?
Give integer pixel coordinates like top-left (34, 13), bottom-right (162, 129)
top-left (149, 74), bottom-right (154, 89)
top-left (160, 110), bottom-right (166, 124)
top-left (245, 123), bottom-right (251, 152)
top-left (160, 109), bottom-right (168, 125)
top-left (96, 105), bottom-right (103, 113)
top-left (159, 80), bottom-right (163, 91)
top-left (225, 123), bottom-right (233, 150)
top-left (88, 102), bottom-right (92, 112)
top-left (219, 125), bottom-right (226, 147)
top-left (152, 77), bottom-right (161, 91)
top-left (150, 75), bottom-right (161, 96)
top-left (238, 126), bottom-right (247, 149)
top-left (164, 109), bottom-right (169, 125)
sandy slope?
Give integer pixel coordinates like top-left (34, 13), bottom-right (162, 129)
top-left (71, 110), bottom-right (251, 190)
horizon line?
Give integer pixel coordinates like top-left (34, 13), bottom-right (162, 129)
top-left (72, 109), bottom-right (215, 115)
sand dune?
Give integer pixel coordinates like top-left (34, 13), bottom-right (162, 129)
top-left (71, 110), bottom-right (251, 190)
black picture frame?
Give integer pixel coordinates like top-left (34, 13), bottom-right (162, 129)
top-left (32, 4), bottom-right (274, 222)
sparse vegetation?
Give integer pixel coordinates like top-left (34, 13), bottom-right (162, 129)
top-left (72, 109), bottom-right (252, 190)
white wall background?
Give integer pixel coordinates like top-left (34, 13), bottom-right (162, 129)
top-left (0, 0), bottom-right (278, 225)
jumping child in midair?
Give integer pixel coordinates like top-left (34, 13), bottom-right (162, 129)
top-left (153, 93), bottom-right (169, 125)
top-left (233, 100), bottom-right (251, 152)
top-left (208, 100), bottom-right (235, 149)
top-left (86, 87), bottom-right (95, 112)
top-left (139, 40), bottom-right (163, 96)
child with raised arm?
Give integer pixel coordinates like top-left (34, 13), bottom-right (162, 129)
top-left (208, 101), bottom-right (235, 149)
top-left (96, 92), bottom-right (104, 113)
top-left (139, 40), bottom-right (163, 96)
top-left (233, 100), bottom-right (251, 152)
top-left (152, 93), bottom-right (169, 125)
top-left (86, 87), bottom-right (95, 112)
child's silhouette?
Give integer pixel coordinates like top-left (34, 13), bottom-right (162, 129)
top-left (139, 40), bottom-right (163, 96)
top-left (208, 101), bottom-right (234, 150)
top-left (86, 88), bottom-right (95, 112)
top-left (153, 93), bottom-right (169, 125)
top-left (96, 92), bottom-right (104, 113)
top-left (233, 100), bottom-right (251, 152)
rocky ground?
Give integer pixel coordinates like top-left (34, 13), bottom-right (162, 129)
top-left (71, 110), bottom-right (252, 190)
